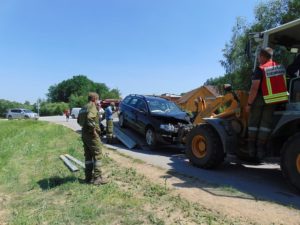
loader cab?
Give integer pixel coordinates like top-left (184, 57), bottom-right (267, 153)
top-left (249, 18), bottom-right (300, 74)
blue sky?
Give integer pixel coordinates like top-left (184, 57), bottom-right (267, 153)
top-left (0, 0), bottom-right (260, 103)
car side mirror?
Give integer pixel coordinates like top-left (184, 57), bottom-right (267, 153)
top-left (140, 108), bottom-right (147, 114)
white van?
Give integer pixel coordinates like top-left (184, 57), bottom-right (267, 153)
top-left (70, 108), bottom-right (81, 119)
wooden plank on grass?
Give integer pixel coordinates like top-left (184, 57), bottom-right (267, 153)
top-left (65, 154), bottom-right (85, 169)
top-left (59, 155), bottom-right (79, 172)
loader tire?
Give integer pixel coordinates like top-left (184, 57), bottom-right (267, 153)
top-left (281, 132), bottom-right (300, 192)
top-left (186, 124), bottom-right (224, 169)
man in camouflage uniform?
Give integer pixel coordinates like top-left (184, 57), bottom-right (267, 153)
top-left (81, 92), bottom-right (107, 185)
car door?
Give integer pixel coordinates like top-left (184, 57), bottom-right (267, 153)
top-left (19, 109), bottom-right (25, 119)
top-left (135, 99), bottom-right (149, 133)
top-left (126, 97), bottom-right (139, 130)
top-left (13, 109), bottom-right (21, 119)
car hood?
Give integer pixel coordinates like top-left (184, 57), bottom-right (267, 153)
top-left (151, 112), bottom-right (190, 124)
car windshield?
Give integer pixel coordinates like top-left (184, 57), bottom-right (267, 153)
top-left (24, 110), bottom-right (33, 113)
top-left (147, 99), bottom-right (182, 114)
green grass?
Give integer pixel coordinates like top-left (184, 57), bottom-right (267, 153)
top-left (0, 120), bottom-right (235, 225)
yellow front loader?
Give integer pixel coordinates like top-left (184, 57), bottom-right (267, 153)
top-left (181, 18), bottom-right (300, 192)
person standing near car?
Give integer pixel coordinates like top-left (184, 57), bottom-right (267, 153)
top-left (64, 109), bottom-right (70, 122)
top-left (246, 47), bottom-right (288, 160)
top-left (105, 102), bottom-right (115, 142)
top-left (96, 100), bottom-right (105, 136)
top-left (79, 92), bottom-right (108, 185)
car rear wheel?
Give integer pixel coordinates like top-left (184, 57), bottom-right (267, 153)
top-left (281, 132), bottom-right (300, 192)
top-left (8, 115), bottom-right (12, 120)
top-left (145, 127), bottom-right (157, 147)
top-left (186, 124), bottom-right (224, 169)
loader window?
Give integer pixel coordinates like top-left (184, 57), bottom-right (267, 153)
top-left (290, 78), bottom-right (300, 103)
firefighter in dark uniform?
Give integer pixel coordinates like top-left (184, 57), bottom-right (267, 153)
top-left (246, 47), bottom-right (288, 160)
top-left (81, 92), bottom-right (108, 185)
top-left (105, 102), bottom-right (115, 143)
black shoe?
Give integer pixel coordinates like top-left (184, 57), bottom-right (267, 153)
top-left (85, 177), bottom-right (93, 184)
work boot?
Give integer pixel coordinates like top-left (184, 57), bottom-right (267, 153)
top-left (85, 173), bottom-right (93, 184)
top-left (247, 140), bottom-right (256, 158)
top-left (93, 176), bottom-right (108, 185)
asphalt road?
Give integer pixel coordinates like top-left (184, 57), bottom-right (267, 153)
top-left (40, 116), bottom-right (300, 209)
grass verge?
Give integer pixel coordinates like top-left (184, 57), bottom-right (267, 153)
top-left (0, 120), bottom-right (236, 225)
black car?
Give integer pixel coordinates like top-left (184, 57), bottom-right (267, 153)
top-left (119, 94), bottom-right (191, 146)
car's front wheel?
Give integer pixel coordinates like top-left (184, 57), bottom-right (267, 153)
top-left (145, 127), bottom-right (157, 147)
top-left (8, 115), bottom-right (12, 120)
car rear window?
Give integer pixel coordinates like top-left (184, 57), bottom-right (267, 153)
top-left (122, 96), bottom-right (132, 105)
top-left (128, 98), bottom-right (138, 107)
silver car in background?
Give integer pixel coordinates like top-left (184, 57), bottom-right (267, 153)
top-left (6, 108), bottom-right (39, 120)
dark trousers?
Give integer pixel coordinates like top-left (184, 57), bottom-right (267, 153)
top-left (248, 95), bottom-right (275, 147)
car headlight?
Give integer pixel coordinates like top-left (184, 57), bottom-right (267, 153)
top-left (160, 124), bottom-right (177, 133)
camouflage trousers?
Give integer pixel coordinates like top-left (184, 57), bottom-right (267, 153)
top-left (106, 119), bottom-right (114, 139)
top-left (82, 131), bottom-right (103, 179)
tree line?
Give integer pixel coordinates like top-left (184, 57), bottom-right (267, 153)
top-left (0, 75), bottom-right (121, 117)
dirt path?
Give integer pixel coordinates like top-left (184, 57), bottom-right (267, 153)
top-left (0, 191), bottom-right (10, 225)
top-left (106, 148), bottom-right (300, 225)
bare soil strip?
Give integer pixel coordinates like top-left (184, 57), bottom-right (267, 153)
top-left (105, 148), bottom-right (300, 225)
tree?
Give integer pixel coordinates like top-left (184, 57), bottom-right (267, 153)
top-left (38, 101), bottom-right (69, 116)
top-left (206, 0), bottom-right (300, 91)
top-left (47, 75), bottom-right (121, 103)
top-left (69, 94), bottom-right (86, 109)
top-left (282, 0), bottom-right (300, 23)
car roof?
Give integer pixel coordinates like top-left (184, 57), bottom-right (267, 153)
top-left (127, 94), bottom-right (169, 101)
